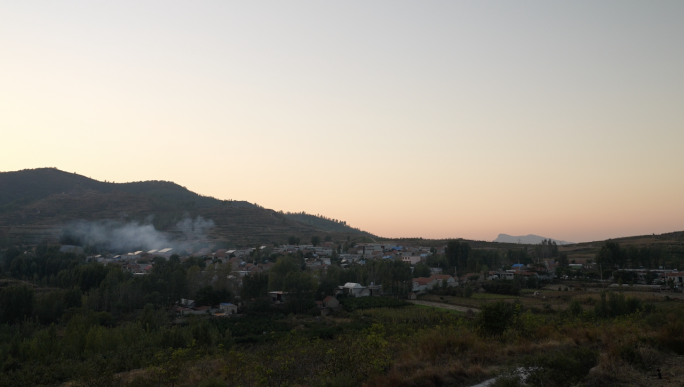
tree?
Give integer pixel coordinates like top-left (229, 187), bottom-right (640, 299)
top-left (311, 236), bottom-right (321, 247)
top-left (597, 241), bottom-right (625, 268)
top-left (412, 263), bottom-right (431, 278)
top-left (445, 241), bottom-right (471, 272)
top-left (138, 304), bottom-right (169, 332)
top-left (152, 346), bottom-right (192, 387)
top-left (324, 235), bottom-right (332, 242)
top-left (242, 273), bottom-right (269, 300)
top-left (0, 285), bottom-right (35, 324)
top-left (317, 265), bottom-right (341, 300)
top-left (195, 286), bottom-right (230, 306)
top-left (268, 256), bottom-right (301, 291)
top-left (445, 241), bottom-right (461, 269)
top-left (288, 236), bottom-right (300, 245)
top-left (283, 271), bottom-right (317, 313)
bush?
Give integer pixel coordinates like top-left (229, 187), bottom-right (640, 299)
top-left (523, 346), bottom-right (598, 387)
top-left (568, 300), bottom-right (583, 317)
top-left (659, 318), bottom-right (684, 354)
top-left (594, 292), bottom-right (651, 319)
top-left (482, 281), bottom-right (520, 296)
top-left (464, 285), bottom-right (473, 299)
top-left (0, 285), bottom-right (35, 324)
top-left (476, 301), bottom-right (515, 336)
top-left (199, 378), bottom-right (226, 387)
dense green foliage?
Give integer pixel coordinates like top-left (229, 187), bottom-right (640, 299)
top-left (597, 241), bottom-right (671, 269)
top-left (0, 285), bottom-right (34, 324)
top-left (1, 234), bottom-right (683, 386)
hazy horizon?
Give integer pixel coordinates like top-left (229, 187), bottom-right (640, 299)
top-left (2, 2), bottom-right (683, 243)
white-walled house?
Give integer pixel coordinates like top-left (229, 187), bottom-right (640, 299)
top-left (412, 277), bottom-right (437, 294)
top-left (402, 256), bottom-right (422, 265)
top-left (340, 282), bottom-right (371, 297)
top-left (429, 274), bottom-right (458, 287)
top-left (219, 303), bottom-right (238, 314)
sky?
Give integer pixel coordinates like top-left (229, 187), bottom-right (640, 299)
top-left (1, 1), bottom-right (683, 243)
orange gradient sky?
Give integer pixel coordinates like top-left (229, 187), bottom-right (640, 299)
top-left (2, 1), bottom-right (683, 243)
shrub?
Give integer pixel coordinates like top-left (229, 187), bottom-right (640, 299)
top-left (594, 292), bottom-right (649, 319)
top-left (476, 301), bottom-right (515, 336)
top-left (464, 285), bottom-right (473, 299)
top-left (658, 318), bottom-right (684, 354)
top-left (199, 378), bottom-right (226, 387)
top-left (492, 375), bottom-right (524, 387)
top-left (482, 281), bottom-right (520, 296)
top-left (568, 300), bottom-right (583, 317)
top-left (523, 347), bottom-right (598, 387)
top-left (0, 285), bottom-right (35, 324)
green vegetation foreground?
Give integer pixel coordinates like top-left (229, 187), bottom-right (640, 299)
top-left (0, 289), bottom-right (683, 386)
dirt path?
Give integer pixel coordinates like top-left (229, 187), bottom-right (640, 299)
top-left (409, 300), bottom-right (480, 313)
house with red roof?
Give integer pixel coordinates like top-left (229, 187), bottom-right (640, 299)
top-left (412, 277), bottom-right (437, 294)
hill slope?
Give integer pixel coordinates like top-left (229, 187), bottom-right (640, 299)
top-left (283, 212), bottom-right (375, 237)
top-left (0, 168), bottom-right (372, 246)
top-left (0, 168), bottom-right (253, 211)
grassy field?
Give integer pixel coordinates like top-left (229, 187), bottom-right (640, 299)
top-left (412, 303), bottom-right (466, 315)
top-left (469, 292), bottom-right (520, 300)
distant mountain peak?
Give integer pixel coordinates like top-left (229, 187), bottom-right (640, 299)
top-left (493, 233), bottom-right (574, 245)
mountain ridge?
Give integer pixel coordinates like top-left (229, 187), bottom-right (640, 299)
top-left (0, 168), bottom-right (375, 245)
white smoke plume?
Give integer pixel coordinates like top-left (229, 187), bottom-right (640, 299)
top-left (175, 216), bottom-right (215, 240)
top-left (60, 215), bottom-right (215, 253)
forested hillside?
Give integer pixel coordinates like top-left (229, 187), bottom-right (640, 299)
top-left (283, 212), bottom-right (375, 237)
top-left (0, 168), bottom-right (249, 211)
top-left (0, 169), bottom-right (370, 247)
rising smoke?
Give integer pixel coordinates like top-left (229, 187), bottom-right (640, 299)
top-left (60, 215), bottom-right (215, 253)
top-left (175, 216), bottom-right (215, 241)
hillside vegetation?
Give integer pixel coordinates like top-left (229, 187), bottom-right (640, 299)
top-left (0, 168), bottom-right (246, 211)
top-left (283, 212), bottom-right (376, 237)
top-left (0, 168), bottom-right (375, 247)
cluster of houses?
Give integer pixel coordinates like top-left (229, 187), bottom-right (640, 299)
top-left (268, 282), bottom-right (383, 316)
top-left (612, 269), bottom-right (684, 287)
top-left (85, 242), bottom-right (445, 278)
top-left (486, 263), bottom-right (554, 282)
top-left (273, 242), bottom-right (440, 267)
top-left (174, 298), bottom-right (238, 317)
top-left (267, 282), bottom-right (384, 306)
top-left (411, 274), bottom-right (458, 296)
top-left (88, 247), bottom-right (177, 264)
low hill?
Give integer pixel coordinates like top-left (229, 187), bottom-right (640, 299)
top-left (0, 168), bottom-right (373, 247)
top-left (0, 168), bottom-right (252, 211)
top-left (493, 233), bottom-right (574, 245)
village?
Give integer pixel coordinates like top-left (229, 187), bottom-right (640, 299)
top-left (70, 241), bottom-right (684, 319)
